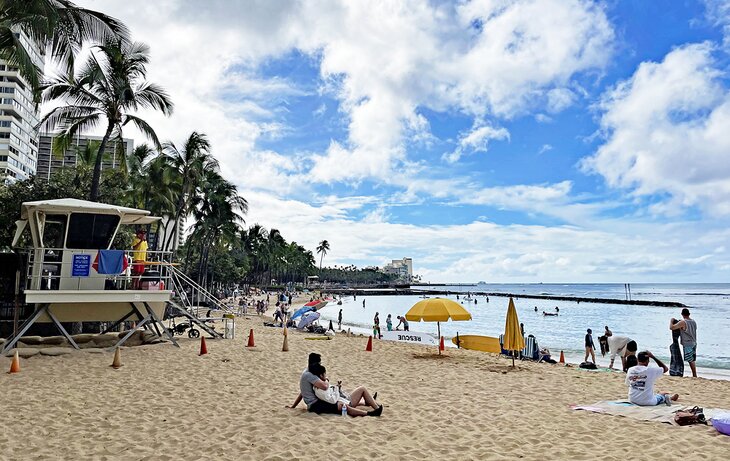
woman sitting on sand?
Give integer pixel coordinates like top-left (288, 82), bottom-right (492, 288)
top-left (288, 353), bottom-right (382, 417)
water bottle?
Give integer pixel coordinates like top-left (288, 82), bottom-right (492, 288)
top-left (341, 404), bottom-right (347, 417)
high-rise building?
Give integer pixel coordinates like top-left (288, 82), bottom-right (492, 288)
top-left (382, 257), bottom-right (413, 281)
top-left (0, 29), bottom-right (44, 182)
top-left (36, 133), bottom-right (134, 181)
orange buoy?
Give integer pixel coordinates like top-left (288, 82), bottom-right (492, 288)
top-left (8, 350), bottom-right (20, 374)
top-left (247, 329), bottom-right (255, 347)
top-left (199, 336), bottom-right (208, 356)
top-left (110, 347), bottom-right (122, 369)
top-left (365, 336), bottom-right (373, 352)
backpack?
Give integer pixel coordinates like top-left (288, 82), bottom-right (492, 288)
top-left (674, 406), bottom-right (706, 426)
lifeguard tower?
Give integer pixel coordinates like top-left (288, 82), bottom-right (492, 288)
top-left (1, 198), bottom-right (225, 354)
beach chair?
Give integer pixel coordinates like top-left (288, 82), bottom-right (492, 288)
top-left (521, 335), bottom-right (537, 360)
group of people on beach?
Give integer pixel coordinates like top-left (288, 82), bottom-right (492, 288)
top-left (289, 353), bottom-right (383, 417)
top-left (581, 308), bottom-right (698, 407)
top-left (581, 308), bottom-right (698, 380)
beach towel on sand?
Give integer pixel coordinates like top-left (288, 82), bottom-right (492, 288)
top-left (571, 400), bottom-right (729, 426)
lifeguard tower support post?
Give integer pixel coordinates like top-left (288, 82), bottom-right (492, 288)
top-left (2, 198), bottom-right (180, 353)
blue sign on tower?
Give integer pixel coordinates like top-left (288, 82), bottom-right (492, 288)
top-left (71, 254), bottom-right (91, 277)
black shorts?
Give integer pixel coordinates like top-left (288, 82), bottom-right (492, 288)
top-left (308, 399), bottom-right (340, 415)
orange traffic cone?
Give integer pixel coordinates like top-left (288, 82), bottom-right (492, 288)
top-left (7, 350), bottom-right (20, 374)
top-left (282, 335), bottom-right (289, 352)
top-left (559, 350), bottom-right (565, 364)
top-left (247, 329), bottom-right (255, 347)
top-left (365, 336), bottom-right (373, 352)
top-left (199, 336), bottom-right (208, 356)
top-left (439, 336), bottom-right (445, 351)
top-left (283, 326), bottom-right (288, 337)
top-left (110, 347), bottom-right (122, 369)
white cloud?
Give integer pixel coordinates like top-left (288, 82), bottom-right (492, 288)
top-left (583, 42), bottom-right (730, 215)
top-left (546, 88), bottom-right (576, 113)
top-left (538, 144), bottom-right (553, 155)
top-left (244, 192), bottom-right (730, 283)
top-left (704, 0), bottom-right (730, 45)
top-left (444, 122), bottom-right (510, 163)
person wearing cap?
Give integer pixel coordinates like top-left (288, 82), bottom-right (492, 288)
top-left (670, 308), bottom-right (698, 377)
top-left (131, 229), bottom-right (148, 289)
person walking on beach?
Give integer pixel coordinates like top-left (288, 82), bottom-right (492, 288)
top-left (338, 309), bottom-right (343, 330)
top-left (386, 314), bottom-right (393, 331)
top-left (373, 312), bottom-right (381, 338)
top-left (670, 308), bottom-right (698, 377)
top-left (625, 351), bottom-right (679, 406)
top-left (669, 318), bottom-right (684, 377)
top-left (396, 315), bottom-right (409, 331)
top-left (584, 329), bottom-right (596, 364)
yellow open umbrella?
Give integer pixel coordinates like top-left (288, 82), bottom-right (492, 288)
top-left (503, 297), bottom-right (525, 367)
top-left (405, 297), bottom-right (472, 355)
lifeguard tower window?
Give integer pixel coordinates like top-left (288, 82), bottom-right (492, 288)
top-left (66, 213), bottom-right (120, 249)
top-left (42, 215), bottom-right (67, 248)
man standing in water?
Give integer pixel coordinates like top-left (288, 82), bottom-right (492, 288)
top-left (338, 309), bottom-right (343, 330)
top-left (670, 308), bottom-right (698, 377)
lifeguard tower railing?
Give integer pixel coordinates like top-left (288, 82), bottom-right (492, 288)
top-left (23, 247), bottom-right (174, 292)
top-left (167, 265), bottom-right (234, 316)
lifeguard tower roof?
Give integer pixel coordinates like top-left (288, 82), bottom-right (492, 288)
top-left (20, 198), bottom-right (159, 225)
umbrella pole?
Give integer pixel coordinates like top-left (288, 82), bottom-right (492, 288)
top-left (437, 321), bottom-right (441, 356)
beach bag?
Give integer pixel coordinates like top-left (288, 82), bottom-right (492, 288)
top-left (674, 406), bottom-right (706, 426)
top-left (579, 361), bottom-right (597, 370)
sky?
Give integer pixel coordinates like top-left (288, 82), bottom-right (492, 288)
top-left (70, 0), bottom-right (730, 283)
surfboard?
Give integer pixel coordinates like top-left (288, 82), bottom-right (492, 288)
top-left (451, 335), bottom-right (501, 353)
top-left (380, 330), bottom-right (437, 346)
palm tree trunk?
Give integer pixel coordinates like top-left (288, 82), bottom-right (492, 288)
top-left (89, 122), bottom-right (114, 201)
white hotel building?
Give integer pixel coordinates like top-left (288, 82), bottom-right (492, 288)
top-left (0, 29), bottom-right (43, 182)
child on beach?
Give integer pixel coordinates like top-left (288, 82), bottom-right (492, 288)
top-left (386, 314), bottom-right (392, 331)
top-left (584, 328), bottom-right (596, 363)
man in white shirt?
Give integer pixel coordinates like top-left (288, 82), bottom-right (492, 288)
top-left (625, 351), bottom-right (679, 406)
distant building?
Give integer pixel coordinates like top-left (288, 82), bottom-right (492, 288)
top-left (36, 132), bottom-right (134, 181)
top-left (0, 29), bottom-right (44, 182)
top-left (382, 257), bottom-right (413, 282)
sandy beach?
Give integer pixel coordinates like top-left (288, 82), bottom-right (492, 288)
top-left (2, 310), bottom-right (730, 461)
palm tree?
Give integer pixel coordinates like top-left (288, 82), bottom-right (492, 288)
top-left (161, 132), bottom-right (217, 251)
top-left (40, 38), bottom-right (173, 202)
top-left (316, 239), bottom-right (330, 274)
top-left (0, 0), bottom-right (128, 93)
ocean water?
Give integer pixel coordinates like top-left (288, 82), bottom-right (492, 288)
top-left (316, 284), bottom-right (730, 377)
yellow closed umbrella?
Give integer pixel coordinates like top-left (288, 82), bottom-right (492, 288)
top-left (503, 297), bottom-right (525, 367)
top-left (405, 297), bottom-right (472, 355)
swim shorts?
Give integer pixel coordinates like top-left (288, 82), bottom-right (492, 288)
top-left (683, 345), bottom-right (696, 363)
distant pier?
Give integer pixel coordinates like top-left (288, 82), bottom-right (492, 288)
top-left (326, 288), bottom-right (687, 307)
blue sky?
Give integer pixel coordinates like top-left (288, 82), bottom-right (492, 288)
top-left (77, 0), bottom-right (730, 282)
